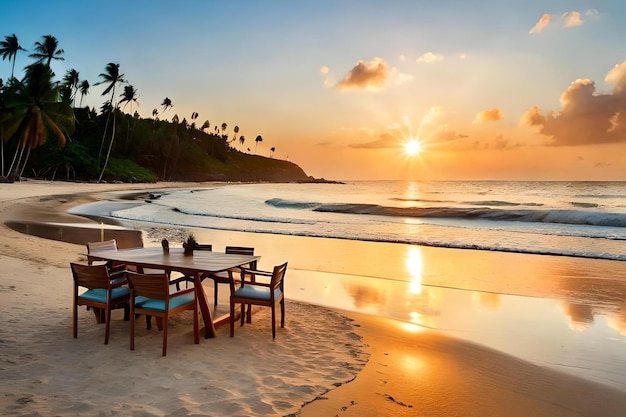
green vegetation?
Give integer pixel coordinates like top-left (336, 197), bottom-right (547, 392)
top-left (0, 34), bottom-right (312, 183)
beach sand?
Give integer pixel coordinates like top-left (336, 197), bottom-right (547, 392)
top-left (1, 180), bottom-right (625, 417)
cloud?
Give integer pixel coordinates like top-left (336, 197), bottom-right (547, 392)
top-left (474, 108), bottom-right (504, 124)
top-left (521, 61), bottom-right (626, 145)
top-left (320, 65), bottom-right (337, 88)
top-left (417, 52), bottom-right (444, 63)
top-left (336, 57), bottom-right (388, 91)
top-left (349, 133), bottom-right (400, 149)
top-left (529, 14), bottom-right (551, 34)
top-left (562, 11), bottom-right (583, 27)
top-left (394, 69), bottom-right (414, 85)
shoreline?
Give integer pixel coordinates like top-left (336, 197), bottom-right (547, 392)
top-left (2, 180), bottom-right (626, 416)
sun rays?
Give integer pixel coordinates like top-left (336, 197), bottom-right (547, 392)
top-left (403, 138), bottom-right (423, 156)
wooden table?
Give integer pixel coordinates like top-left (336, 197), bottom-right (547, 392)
top-left (88, 247), bottom-right (260, 338)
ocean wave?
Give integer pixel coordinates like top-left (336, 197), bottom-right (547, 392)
top-left (391, 198), bottom-right (545, 207)
top-left (265, 198), bottom-right (321, 209)
top-left (106, 204), bottom-right (625, 262)
top-left (313, 204), bottom-right (626, 227)
top-left (137, 221), bottom-right (626, 262)
top-left (172, 207), bottom-right (318, 225)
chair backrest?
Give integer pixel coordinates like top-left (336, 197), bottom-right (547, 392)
top-left (270, 262), bottom-right (288, 291)
top-left (71, 263), bottom-right (111, 290)
top-left (127, 271), bottom-right (170, 301)
top-left (86, 239), bottom-right (118, 254)
top-left (225, 246), bottom-right (254, 256)
top-left (193, 243), bottom-right (212, 251)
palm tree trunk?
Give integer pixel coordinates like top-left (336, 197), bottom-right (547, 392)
top-left (1, 139), bottom-right (4, 177)
top-left (98, 110), bottom-right (117, 183)
top-left (18, 146), bottom-right (32, 178)
top-left (98, 110), bottom-right (112, 159)
top-left (98, 89), bottom-right (116, 159)
top-left (7, 144), bottom-right (24, 180)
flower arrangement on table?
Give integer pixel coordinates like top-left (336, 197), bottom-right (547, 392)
top-left (182, 233), bottom-right (197, 256)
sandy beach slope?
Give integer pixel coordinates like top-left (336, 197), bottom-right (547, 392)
top-left (1, 180), bottom-right (625, 417)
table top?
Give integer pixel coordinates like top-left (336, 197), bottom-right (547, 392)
top-left (88, 247), bottom-right (260, 274)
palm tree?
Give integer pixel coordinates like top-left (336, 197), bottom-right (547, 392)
top-left (0, 34), bottom-right (26, 78)
top-left (255, 135), bottom-right (263, 154)
top-left (62, 69), bottom-right (80, 106)
top-left (94, 62), bottom-right (125, 181)
top-left (119, 84), bottom-right (139, 152)
top-left (78, 80), bottom-right (89, 107)
top-left (233, 125), bottom-right (239, 143)
top-left (221, 122), bottom-right (227, 134)
top-left (190, 111), bottom-right (198, 130)
top-left (0, 63), bottom-right (74, 179)
top-left (270, 146), bottom-right (275, 157)
top-left (161, 97), bottom-right (172, 112)
top-left (119, 84), bottom-right (138, 113)
top-left (200, 120), bottom-right (210, 131)
top-left (239, 135), bottom-right (245, 148)
top-left (29, 35), bottom-right (64, 67)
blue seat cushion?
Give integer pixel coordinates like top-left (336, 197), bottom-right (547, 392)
top-left (134, 292), bottom-right (195, 311)
top-left (234, 286), bottom-right (282, 301)
top-left (79, 287), bottom-right (129, 303)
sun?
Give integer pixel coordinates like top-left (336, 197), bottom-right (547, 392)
top-left (403, 139), bottom-right (423, 156)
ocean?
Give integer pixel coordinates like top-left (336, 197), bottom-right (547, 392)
top-left (102, 180), bottom-right (626, 261)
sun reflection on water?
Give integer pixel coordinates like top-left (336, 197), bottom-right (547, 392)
top-left (406, 246), bottom-right (423, 294)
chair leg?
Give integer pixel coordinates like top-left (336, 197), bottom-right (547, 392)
top-left (92, 307), bottom-right (103, 323)
top-left (240, 304), bottom-right (245, 327)
top-left (104, 307), bottom-right (111, 345)
top-left (229, 299), bottom-right (235, 337)
top-left (73, 303), bottom-right (78, 339)
top-left (162, 317), bottom-right (168, 356)
top-left (130, 306), bottom-right (135, 351)
top-left (271, 305), bottom-right (276, 339)
top-left (214, 282), bottom-right (218, 306)
top-left (193, 304), bottom-right (200, 344)
top-left (280, 299), bottom-right (285, 328)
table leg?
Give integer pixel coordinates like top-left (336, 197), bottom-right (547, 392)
top-left (195, 272), bottom-right (217, 338)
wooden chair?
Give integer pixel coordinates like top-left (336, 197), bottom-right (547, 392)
top-left (86, 239), bottom-right (122, 267)
top-left (229, 262), bottom-right (287, 338)
top-left (70, 262), bottom-right (130, 345)
top-left (206, 246), bottom-right (255, 306)
top-left (127, 271), bottom-right (199, 356)
top-left (170, 243), bottom-right (213, 291)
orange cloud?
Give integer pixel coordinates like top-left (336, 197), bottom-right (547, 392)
top-left (529, 14), bottom-right (551, 34)
top-left (349, 132), bottom-right (400, 149)
top-left (522, 61), bottom-right (626, 145)
top-left (562, 11), bottom-right (583, 27)
top-left (474, 108), bottom-right (504, 123)
top-left (417, 52), bottom-right (444, 63)
top-left (336, 57), bottom-right (388, 91)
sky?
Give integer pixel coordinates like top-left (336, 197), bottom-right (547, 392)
top-left (2, 0), bottom-right (626, 181)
